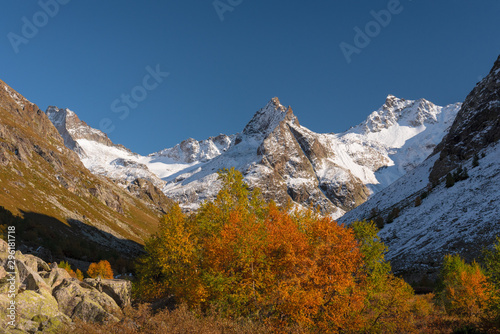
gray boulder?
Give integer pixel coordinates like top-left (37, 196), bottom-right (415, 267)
top-left (84, 278), bottom-right (132, 308)
top-left (15, 251), bottom-right (50, 273)
top-left (16, 259), bottom-right (51, 293)
top-left (47, 268), bottom-right (72, 289)
top-left (14, 289), bottom-right (69, 330)
top-left (52, 278), bottom-right (122, 324)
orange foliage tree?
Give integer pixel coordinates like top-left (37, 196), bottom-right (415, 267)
top-left (136, 168), bottom-right (417, 332)
top-left (87, 260), bottom-right (114, 279)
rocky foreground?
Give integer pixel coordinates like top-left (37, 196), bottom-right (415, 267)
top-left (0, 239), bottom-right (131, 333)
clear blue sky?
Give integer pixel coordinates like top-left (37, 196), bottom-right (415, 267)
top-left (1, 1), bottom-right (499, 154)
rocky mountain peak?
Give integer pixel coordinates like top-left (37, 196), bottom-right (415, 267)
top-left (383, 94), bottom-right (404, 109)
top-left (152, 134), bottom-right (234, 163)
top-left (355, 95), bottom-right (450, 134)
top-left (1, 80), bottom-right (33, 110)
top-left (242, 97), bottom-right (297, 138)
top-left (46, 106), bottom-right (115, 148)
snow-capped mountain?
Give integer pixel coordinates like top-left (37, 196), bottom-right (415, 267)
top-left (340, 54), bottom-right (500, 282)
top-left (153, 134), bottom-right (234, 164)
top-left (47, 95), bottom-right (460, 217)
top-left (47, 106), bottom-right (167, 189)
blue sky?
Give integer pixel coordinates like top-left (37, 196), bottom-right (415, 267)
top-left (1, 1), bottom-right (499, 154)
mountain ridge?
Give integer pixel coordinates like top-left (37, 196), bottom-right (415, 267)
top-left (46, 94), bottom-right (461, 217)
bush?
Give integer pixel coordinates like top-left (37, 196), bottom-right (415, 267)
top-left (374, 216), bottom-right (385, 229)
top-left (472, 153), bottom-right (480, 168)
top-left (446, 173), bottom-right (456, 188)
top-left (386, 207), bottom-right (400, 224)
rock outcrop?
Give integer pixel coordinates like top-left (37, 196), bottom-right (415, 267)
top-left (430, 54), bottom-right (500, 182)
top-left (0, 239), bottom-right (131, 332)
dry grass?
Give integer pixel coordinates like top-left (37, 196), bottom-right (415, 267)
top-left (42, 294), bottom-right (500, 333)
top-left (62, 303), bottom-right (271, 334)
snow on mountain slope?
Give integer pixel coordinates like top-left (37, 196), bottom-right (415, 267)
top-left (340, 142), bottom-right (500, 282)
top-left (152, 134), bottom-right (234, 164)
top-left (47, 95), bottom-right (460, 215)
top-left (339, 55), bottom-right (500, 282)
top-left (150, 96), bottom-right (460, 215)
top-left (338, 96), bottom-right (461, 191)
top-left (46, 106), bottom-right (233, 191)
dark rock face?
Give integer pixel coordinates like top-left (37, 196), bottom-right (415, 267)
top-left (288, 125), bottom-right (370, 212)
top-left (240, 99), bottom-right (367, 215)
top-left (430, 55), bottom-right (500, 182)
top-left (254, 106), bottom-right (333, 211)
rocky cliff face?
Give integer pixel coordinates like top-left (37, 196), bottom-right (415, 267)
top-left (430, 54), bottom-right (500, 182)
top-left (46, 106), bottom-right (118, 149)
top-left (163, 96), bottom-right (455, 216)
top-left (161, 98), bottom-right (354, 215)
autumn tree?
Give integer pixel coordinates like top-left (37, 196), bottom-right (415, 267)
top-left (351, 220), bottom-right (415, 333)
top-left (76, 269), bottom-right (84, 281)
top-left (87, 260), bottom-right (114, 279)
top-left (136, 168), bottom-right (369, 331)
top-left (482, 237), bottom-right (500, 320)
top-left (135, 203), bottom-right (205, 305)
top-left (436, 254), bottom-right (492, 318)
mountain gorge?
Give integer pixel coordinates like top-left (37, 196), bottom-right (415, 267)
top-left (1, 55), bottom-right (498, 287)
